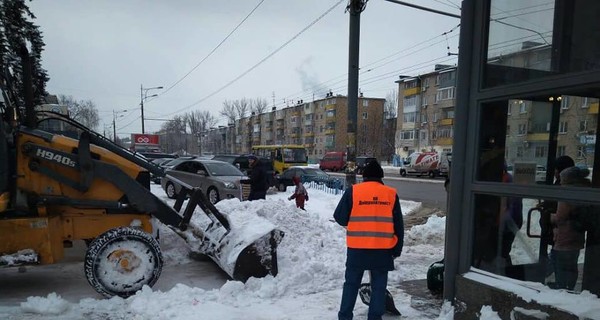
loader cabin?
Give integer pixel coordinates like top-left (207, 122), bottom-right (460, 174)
top-left (446, 1), bottom-right (600, 318)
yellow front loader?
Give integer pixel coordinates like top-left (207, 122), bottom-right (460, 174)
top-left (0, 51), bottom-right (283, 298)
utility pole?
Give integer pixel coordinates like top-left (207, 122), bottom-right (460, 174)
top-left (113, 111), bottom-right (117, 143)
top-left (345, 0), bottom-right (366, 186)
top-left (140, 84), bottom-right (163, 134)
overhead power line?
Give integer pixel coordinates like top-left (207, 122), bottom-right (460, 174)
top-left (383, 0), bottom-right (461, 18)
top-left (159, 0), bottom-right (267, 96)
top-left (161, 0), bottom-right (346, 118)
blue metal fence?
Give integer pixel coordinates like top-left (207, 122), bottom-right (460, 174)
top-left (301, 175), bottom-right (362, 195)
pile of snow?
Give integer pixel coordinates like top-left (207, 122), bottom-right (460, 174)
top-left (0, 185), bottom-right (447, 319)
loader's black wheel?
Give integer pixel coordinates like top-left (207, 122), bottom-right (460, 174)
top-left (165, 182), bottom-right (177, 199)
top-left (84, 227), bottom-right (163, 298)
top-left (207, 187), bottom-right (220, 204)
top-left (400, 170), bottom-right (407, 177)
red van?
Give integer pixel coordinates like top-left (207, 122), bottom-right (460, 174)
top-left (319, 152), bottom-right (346, 172)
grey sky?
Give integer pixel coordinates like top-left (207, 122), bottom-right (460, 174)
top-left (29, 0), bottom-right (460, 136)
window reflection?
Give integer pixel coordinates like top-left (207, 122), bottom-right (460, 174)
top-left (478, 95), bottom-right (598, 185)
top-left (485, 0), bottom-right (600, 87)
top-left (473, 194), bottom-right (600, 295)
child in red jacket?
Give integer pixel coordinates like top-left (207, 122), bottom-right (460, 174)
top-left (288, 176), bottom-right (308, 210)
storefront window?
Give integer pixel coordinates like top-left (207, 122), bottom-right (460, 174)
top-left (474, 93), bottom-right (600, 295)
top-left (473, 193), bottom-right (600, 294)
top-left (485, 0), bottom-right (600, 87)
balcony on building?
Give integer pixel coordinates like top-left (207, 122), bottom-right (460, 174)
top-left (291, 118), bottom-right (301, 128)
top-left (590, 102), bottom-right (599, 114)
top-left (437, 137), bottom-right (453, 145)
top-left (304, 118), bottom-right (312, 126)
top-left (275, 110), bottom-right (285, 120)
top-left (304, 102), bottom-right (315, 115)
top-left (325, 104), bottom-right (336, 111)
top-left (265, 120), bottom-right (273, 130)
top-left (403, 86), bottom-right (421, 96)
top-left (304, 132), bottom-right (314, 137)
top-left (324, 139), bottom-right (335, 148)
top-left (275, 121), bottom-right (284, 129)
top-left (325, 129), bottom-right (335, 135)
top-left (440, 118), bottom-right (454, 126)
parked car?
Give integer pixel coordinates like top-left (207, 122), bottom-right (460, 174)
top-left (212, 154), bottom-right (251, 174)
top-left (355, 156), bottom-right (377, 174)
top-left (319, 151), bottom-right (346, 172)
top-left (161, 159), bottom-right (247, 204)
top-left (150, 157), bottom-right (177, 184)
top-left (276, 166), bottom-right (343, 192)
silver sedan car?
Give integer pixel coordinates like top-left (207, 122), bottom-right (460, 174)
top-left (161, 159), bottom-right (248, 204)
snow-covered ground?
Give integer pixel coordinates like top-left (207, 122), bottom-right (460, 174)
top-left (2, 183), bottom-right (596, 319)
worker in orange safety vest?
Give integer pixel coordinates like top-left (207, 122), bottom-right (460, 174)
top-left (334, 160), bottom-right (404, 320)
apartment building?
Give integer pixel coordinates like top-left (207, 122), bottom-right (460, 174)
top-left (395, 65), bottom-right (457, 158)
top-left (203, 95), bottom-right (386, 162)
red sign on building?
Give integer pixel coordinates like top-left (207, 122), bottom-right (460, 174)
top-left (131, 134), bottom-right (160, 145)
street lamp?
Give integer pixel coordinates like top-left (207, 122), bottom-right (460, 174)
top-left (140, 84), bottom-right (163, 134)
top-left (113, 109), bottom-right (128, 143)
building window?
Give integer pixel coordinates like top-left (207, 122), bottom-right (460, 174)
top-left (422, 78), bottom-right (429, 88)
top-left (519, 102), bottom-right (527, 113)
top-left (422, 96), bottom-right (428, 106)
top-left (558, 121), bottom-right (568, 134)
top-left (507, 104), bottom-right (511, 115)
top-left (403, 112), bottom-right (417, 123)
top-left (516, 146), bottom-right (523, 157)
top-left (362, 112), bottom-right (368, 119)
top-left (438, 127), bottom-right (453, 138)
top-left (561, 96), bottom-right (569, 109)
top-left (403, 95), bottom-right (418, 107)
top-left (557, 145), bottom-right (566, 156)
top-left (517, 123), bottom-right (527, 135)
top-left (582, 97), bottom-right (589, 108)
top-left (580, 120), bottom-right (588, 132)
top-left (577, 146), bottom-right (586, 159)
top-left (363, 100), bottom-right (369, 107)
top-left (433, 112), bottom-right (439, 122)
top-left (435, 87), bottom-right (455, 102)
top-left (400, 130), bottom-right (415, 140)
top-left (404, 80), bottom-right (418, 89)
top-left (506, 125), bottom-right (510, 135)
top-left (421, 112), bottom-right (428, 123)
top-left (534, 146), bottom-right (547, 158)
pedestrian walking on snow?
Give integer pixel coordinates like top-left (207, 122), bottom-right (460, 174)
top-left (288, 176), bottom-right (308, 210)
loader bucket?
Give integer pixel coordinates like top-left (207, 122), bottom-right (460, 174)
top-left (182, 215), bottom-right (284, 281)
top-left (173, 186), bottom-right (284, 281)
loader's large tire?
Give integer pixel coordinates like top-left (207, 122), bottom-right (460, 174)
top-left (84, 227), bottom-right (163, 298)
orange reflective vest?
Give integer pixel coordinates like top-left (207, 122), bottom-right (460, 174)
top-left (347, 182), bottom-right (398, 249)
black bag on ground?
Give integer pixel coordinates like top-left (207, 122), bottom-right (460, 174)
top-left (427, 259), bottom-right (444, 294)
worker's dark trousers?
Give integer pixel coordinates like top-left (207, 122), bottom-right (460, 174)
top-left (338, 267), bottom-right (387, 320)
top-left (248, 190), bottom-right (266, 200)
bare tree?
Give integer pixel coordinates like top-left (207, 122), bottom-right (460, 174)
top-left (58, 94), bottom-right (100, 130)
top-left (158, 116), bottom-right (186, 154)
top-left (384, 89), bottom-right (398, 119)
top-left (185, 110), bottom-right (217, 134)
top-left (234, 98), bottom-right (250, 118)
top-left (220, 100), bottom-right (237, 124)
top-left (251, 97), bottom-right (269, 115)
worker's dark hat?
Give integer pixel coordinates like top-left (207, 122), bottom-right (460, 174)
top-left (363, 160), bottom-right (384, 179)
